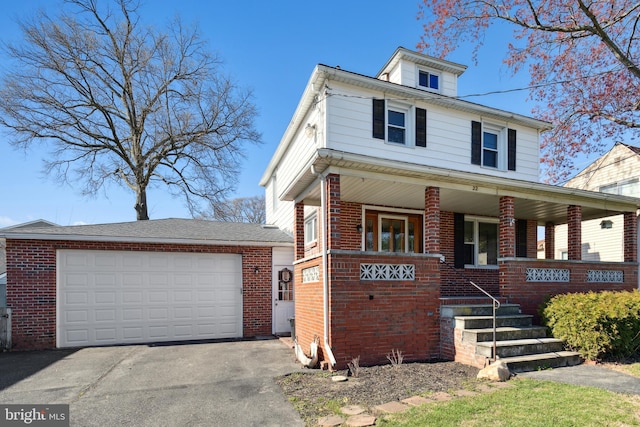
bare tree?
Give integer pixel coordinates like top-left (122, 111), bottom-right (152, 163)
top-left (206, 195), bottom-right (265, 224)
top-left (0, 0), bottom-right (261, 219)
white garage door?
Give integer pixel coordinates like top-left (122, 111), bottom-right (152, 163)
top-left (57, 250), bottom-right (243, 347)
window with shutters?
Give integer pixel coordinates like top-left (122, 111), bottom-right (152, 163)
top-left (372, 99), bottom-right (427, 147)
top-left (464, 217), bottom-right (498, 267)
top-left (471, 121), bottom-right (517, 171)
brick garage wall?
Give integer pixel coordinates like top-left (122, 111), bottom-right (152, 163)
top-left (6, 239), bottom-right (274, 350)
top-left (328, 252), bottom-right (441, 369)
top-left (499, 259), bottom-right (637, 320)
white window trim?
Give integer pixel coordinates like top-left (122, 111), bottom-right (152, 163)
top-left (304, 214), bottom-right (318, 245)
top-left (416, 66), bottom-right (441, 93)
top-left (464, 216), bottom-right (499, 269)
top-left (481, 123), bottom-right (506, 170)
top-left (384, 102), bottom-right (415, 147)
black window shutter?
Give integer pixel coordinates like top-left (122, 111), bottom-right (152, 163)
top-left (453, 213), bottom-right (465, 268)
top-left (373, 99), bottom-right (385, 139)
top-left (415, 107), bottom-right (427, 147)
top-left (508, 128), bottom-right (517, 171)
top-left (516, 219), bottom-right (527, 257)
top-left (471, 121), bottom-right (482, 165)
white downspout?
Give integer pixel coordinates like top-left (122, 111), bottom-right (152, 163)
top-left (318, 172), bottom-right (337, 367)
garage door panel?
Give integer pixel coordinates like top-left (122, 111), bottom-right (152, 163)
top-left (57, 250), bottom-right (243, 347)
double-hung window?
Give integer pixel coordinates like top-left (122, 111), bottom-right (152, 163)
top-left (304, 214), bottom-right (317, 245)
top-left (464, 217), bottom-right (498, 267)
top-left (387, 108), bottom-right (406, 144)
top-left (471, 121), bottom-right (517, 171)
top-left (372, 100), bottom-right (426, 147)
top-left (482, 128), bottom-right (499, 168)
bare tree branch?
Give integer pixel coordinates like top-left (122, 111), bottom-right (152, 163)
top-left (0, 0), bottom-right (261, 219)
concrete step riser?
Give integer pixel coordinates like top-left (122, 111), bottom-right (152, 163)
top-left (507, 354), bottom-right (583, 373)
top-left (456, 316), bottom-right (533, 329)
top-left (464, 328), bottom-right (548, 343)
top-left (441, 304), bottom-right (521, 317)
top-left (476, 341), bottom-right (565, 358)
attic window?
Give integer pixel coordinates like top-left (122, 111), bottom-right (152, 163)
top-left (418, 70), bottom-right (439, 91)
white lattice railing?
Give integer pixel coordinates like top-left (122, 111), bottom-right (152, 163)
top-left (302, 266), bottom-right (320, 283)
top-left (587, 270), bottom-right (624, 283)
top-left (525, 268), bottom-right (570, 282)
top-left (360, 263), bottom-right (415, 281)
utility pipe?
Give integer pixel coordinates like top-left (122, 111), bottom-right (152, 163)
top-left (318, 171), bottom-right (337, 367)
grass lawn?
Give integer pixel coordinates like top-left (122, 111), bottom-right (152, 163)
top-left (378, 378), bottom-right (640, 427)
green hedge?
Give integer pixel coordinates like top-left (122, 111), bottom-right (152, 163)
top-left (540, 290), bottom-right (640, 361)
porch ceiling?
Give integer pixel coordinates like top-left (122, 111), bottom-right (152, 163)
top-left (290, 149), bottom-right (640, 226)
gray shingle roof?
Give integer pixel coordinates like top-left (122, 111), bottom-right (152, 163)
top-left (0, 218), bottom-right (293, 246)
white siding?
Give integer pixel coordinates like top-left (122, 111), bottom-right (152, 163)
top-left (325, 81), bottom-right (540, 182)
top-left (554, 216), bottom-right (623, 262)
top-left (556, 143), bottom-right (640, 263)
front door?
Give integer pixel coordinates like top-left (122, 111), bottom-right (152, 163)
top-left (273, 266), bottom-right (294, 335)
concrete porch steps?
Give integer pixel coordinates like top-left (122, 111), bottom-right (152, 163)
top-left (442, 303), bottom-right (582, 373)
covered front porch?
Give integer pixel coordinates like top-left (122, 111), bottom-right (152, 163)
top-left (289, 149), bottom-right (640, 369)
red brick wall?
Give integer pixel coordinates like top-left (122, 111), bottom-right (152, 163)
top-left (425, 187), bottom-right (440, 253)
top-left (327, 252), bottom-right (441, 368)
top-left (499, 259), bottom-right (637, 320)
top-left (6, 239), bottom-right (275, 350)
top-left (293, 257), bottom-right (325, 362)
top-left (499, 196), bottom-right (515, 258)
top-left (439, 211), bottom-right (499, 296)
top-left (568, 205), bottom-right (582, 260)
top-left (624, 212), bottom-right (638, 262)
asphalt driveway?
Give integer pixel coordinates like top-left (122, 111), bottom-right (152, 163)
top-left (0, 339), bottom-right (304, 426)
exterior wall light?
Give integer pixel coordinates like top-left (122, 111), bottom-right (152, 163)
top-left (356, 224), bottom-right (363, 233)
top-left (600, 220), bottom-right (613, 229)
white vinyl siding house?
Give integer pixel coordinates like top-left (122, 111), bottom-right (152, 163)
top-left (555, 142), bottom-right (640, 262)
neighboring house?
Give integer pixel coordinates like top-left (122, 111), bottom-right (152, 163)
top-left (260, 47), bottom-right (640, 369)
top-left (555, 142), bottom-right (640, 262)
top-left (1, 219), bottom-right (293, 350)
top-left (0, 220), bottom-right (57, 306)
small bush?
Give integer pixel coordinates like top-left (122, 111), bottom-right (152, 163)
top-left (541, 290), bottom-right (640, 361)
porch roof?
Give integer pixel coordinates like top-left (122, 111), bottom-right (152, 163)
top-left (286, 149), bottom-right (640, 226)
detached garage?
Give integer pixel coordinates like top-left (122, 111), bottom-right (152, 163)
top-left (1, 219), bottom-right (293, 350)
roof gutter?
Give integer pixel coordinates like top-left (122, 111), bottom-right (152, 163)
top-left (0, 233), bottom-right (294, 247)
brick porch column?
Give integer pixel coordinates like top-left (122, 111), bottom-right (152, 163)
top-left (624, 211), bottom-right (638, 263)
top-left (499, 196), bottom-right (515, 258)
top-left (326, 174), bottom-right (341, 250)
top-left (526, 220), bottom-right (538, 258)
top-left (424, 186), bottom-right (440, 254)
top-left (544, 222), bottom-right (555, 259)
top-left (567, 205), bottom-right (582, 261)
top-left (294, 202), bottom-right (305, 260)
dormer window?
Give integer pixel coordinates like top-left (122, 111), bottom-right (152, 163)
top-left (418, 69), bottom-right (439, 91)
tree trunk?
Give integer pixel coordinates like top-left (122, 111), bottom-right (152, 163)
top-left (135, 187), bottom-right (149, 220)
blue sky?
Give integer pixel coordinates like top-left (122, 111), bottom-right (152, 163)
top-left (0, 0), bottom-right (547, 227)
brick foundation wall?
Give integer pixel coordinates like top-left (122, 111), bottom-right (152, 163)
top-left (6, 239), bottom-right (275, 350)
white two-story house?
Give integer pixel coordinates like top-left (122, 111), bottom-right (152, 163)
top-left (261, 47), bottom-right (639, 369)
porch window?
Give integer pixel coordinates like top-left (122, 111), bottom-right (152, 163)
top-left (364, 210), bottom-right (422, 253)
top-left (464, 218), bottom-right (498, 266)
top-left (304, 214), bottom-right (317, 245)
